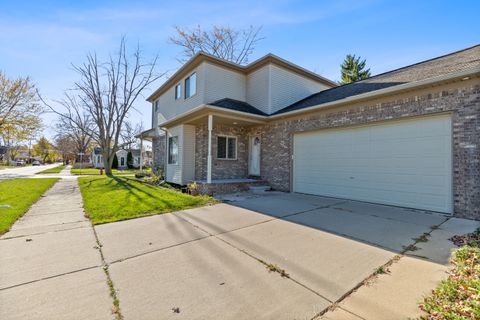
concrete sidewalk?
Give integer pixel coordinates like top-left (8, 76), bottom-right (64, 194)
top-left (0, 178), bottom-right (114, 320)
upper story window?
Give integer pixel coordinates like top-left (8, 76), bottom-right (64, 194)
top-left (175, 84), bottom-right (182, 100)
top-left (154, 100), bottom-right (159, 112)
top-left (184, 72), bottom-right (197, 98)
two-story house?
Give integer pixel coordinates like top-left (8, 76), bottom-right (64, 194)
top-left (140, 46), bottom-right (480, 220)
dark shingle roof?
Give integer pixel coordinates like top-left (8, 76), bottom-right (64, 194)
top-left (274, 44), bottom-right (480, 115)
top-left (209, 98), bottom-right (268, 116)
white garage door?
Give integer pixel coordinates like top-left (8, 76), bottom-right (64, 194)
top-left (293, 115), bottom-right (452, 213)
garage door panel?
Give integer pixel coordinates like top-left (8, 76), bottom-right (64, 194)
top-left (293, 115), bottom-right (452, 213)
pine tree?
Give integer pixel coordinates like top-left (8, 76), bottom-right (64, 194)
top-left (339, 54), bottom-right (371, 85)
top-left (127, 151), bottom-right (134, 169)
top-left (112, 154), bottom-right (118, 169)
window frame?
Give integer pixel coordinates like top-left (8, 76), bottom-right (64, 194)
top-left (216, 135), bottom-right (237, 160)
top-left (168, 136), bottom-right (179, 165)
top-left (184, 72), bottom-right (197, 99)
top-left (175, 84), bottom-right (182, 100)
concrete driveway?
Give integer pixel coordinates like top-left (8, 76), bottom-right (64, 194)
top-left (94, 192), bottom-right (462, 320)
top-left (3, 184), bottom-right (478, 320)
top-left (0, 163), bottom-right (59, 181)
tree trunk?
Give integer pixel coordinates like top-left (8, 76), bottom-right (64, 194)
top-left (102, 149), bottom-right (114, 176)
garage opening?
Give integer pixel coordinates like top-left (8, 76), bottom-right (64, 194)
top-left (293, 114), bottom-right (452, 213)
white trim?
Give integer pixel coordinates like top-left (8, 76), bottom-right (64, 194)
top-left (207, 115), bottom-right (213, 183)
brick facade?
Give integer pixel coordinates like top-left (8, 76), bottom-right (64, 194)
top-left (152, 136), bottom-right (166, 175)
top-left (195, 124), bottom-right (249, 180)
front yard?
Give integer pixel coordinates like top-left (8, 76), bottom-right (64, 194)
top-left (78, 176), bottom-right (215, 224)
top-left (0, 178), bottom-right (59, 234)
top-left (36, 165), bottom-right (66, 174)
top-left (71, 167), bottom-right (152, 175)
top-left (419, 244), bottom-right (480, 319)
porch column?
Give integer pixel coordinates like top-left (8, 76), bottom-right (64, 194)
top-left (207, 114), bottom-right (213, 183)
top-left (139, 136), bottom-right (143, 172)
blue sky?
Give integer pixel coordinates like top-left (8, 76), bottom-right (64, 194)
top-left (1, 0), bottom-right (478, 140)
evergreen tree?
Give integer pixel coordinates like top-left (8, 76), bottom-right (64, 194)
top-left (127, 151), bottom-right (134, 169)
top-left (339, 54), bottom-right (371, 85)
top-left (112, 154), bottom-right (118, 169)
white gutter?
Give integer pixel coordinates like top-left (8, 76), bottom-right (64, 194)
top-left (270, 66), bottom-right (480, 119)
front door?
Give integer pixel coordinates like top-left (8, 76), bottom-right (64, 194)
top-left (249, 135), bottom-right (261, 176)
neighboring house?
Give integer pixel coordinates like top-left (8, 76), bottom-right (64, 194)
top-left (92, 147), bottom-right (143, 169)
top-left (140, 45), bottom-right (480, 220)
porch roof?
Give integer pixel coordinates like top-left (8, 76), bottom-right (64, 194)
top-left (159, 103), bottom-right (267, 128)
top-left (136, 128), bottom-right (157, 141)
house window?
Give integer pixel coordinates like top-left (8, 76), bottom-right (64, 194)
top-left (168, 136), bottom-right (179, 164)
top-left (184, 72), bottom-right (196, 98)
top-left (217, 136), bottom-right (237, 160)
top-left (121, 157), bottom-right (125, 166)
top-left (154, 101), bottom-right (159, 112)
top-left (175, 84), bottom-right (182, 100)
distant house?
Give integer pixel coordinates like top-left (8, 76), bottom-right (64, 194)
top-left (91, 147), bottom-right (142, 169)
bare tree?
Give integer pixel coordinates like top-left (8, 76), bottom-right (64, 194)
top-left (45, 38), bottom-right (161, 175)
top-left (54, 94), bottom-right (95, 162)
top-left (169, 25), bottom-right (264, 64)
top-left (119, 121), bottom-right (143, 150)
top-left (55, 134), bottom-right (76, 164)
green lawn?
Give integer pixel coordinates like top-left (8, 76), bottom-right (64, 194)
top-left (71, 167), bottom-right (152, 176)
top-left (78, 176), bottom-right (215, 224)
top-left (419, 245), bottom-right (480, 319)
top-left (36, 165), bottom-right (66, 174)
top-left (0, 178), bottom-right (59, 234)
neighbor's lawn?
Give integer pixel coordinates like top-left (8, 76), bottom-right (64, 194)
top-left (419, 244), bottom-right (480, 319)
top-left (0, 178), bottom-right (59, 234)
top-left (78, 176), bottom-right (215, 224)
top-left (0, 165), bottom-right (16, 170)
top-left (36, 165), bottom-right (66, 174)
top-left (71, 167), bottom-right (152, 175)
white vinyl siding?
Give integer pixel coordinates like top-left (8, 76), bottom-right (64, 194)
top-left (246, 65), bottom-right (270, 114)
top-left (203, 62), bottom-right (246, 103)
top-left (157, 63), bottom-right (205, 121)
top-left (269, 65), bottom-right (329, 114)
top-left (165, 124), bottom-right (195, 185)
top-left (293, 115), bottom-right (453, 213)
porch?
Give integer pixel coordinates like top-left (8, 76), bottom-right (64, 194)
top-left (160, 102), bottom-right (268, 190)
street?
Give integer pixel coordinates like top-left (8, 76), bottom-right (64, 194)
top-left (0, 164), bottom-right (60, 181)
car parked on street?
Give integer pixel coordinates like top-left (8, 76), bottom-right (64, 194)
top-left (32, 161), bottom-right (41, 166)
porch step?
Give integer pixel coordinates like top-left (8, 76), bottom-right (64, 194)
top-left (249, 185), bottom-right (271, 193)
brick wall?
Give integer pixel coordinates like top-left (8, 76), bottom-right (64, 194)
top-left (195, 124), bottom-right (249, 180)
top-left (152, 136), bottom-right (166, 175)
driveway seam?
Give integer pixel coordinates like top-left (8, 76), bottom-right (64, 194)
top-left (312, 217), bottom-right (452, 319)
top-left (105, 202), bottom-right (342, 265)
top-left (174, 214), bottom-right (335, 304)
top-left (0, 224), bottom-right (90, 240)
top-left (90, 224), bottom-right (124, 320)
top-left (0, 265), bottom-right (101, 291)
